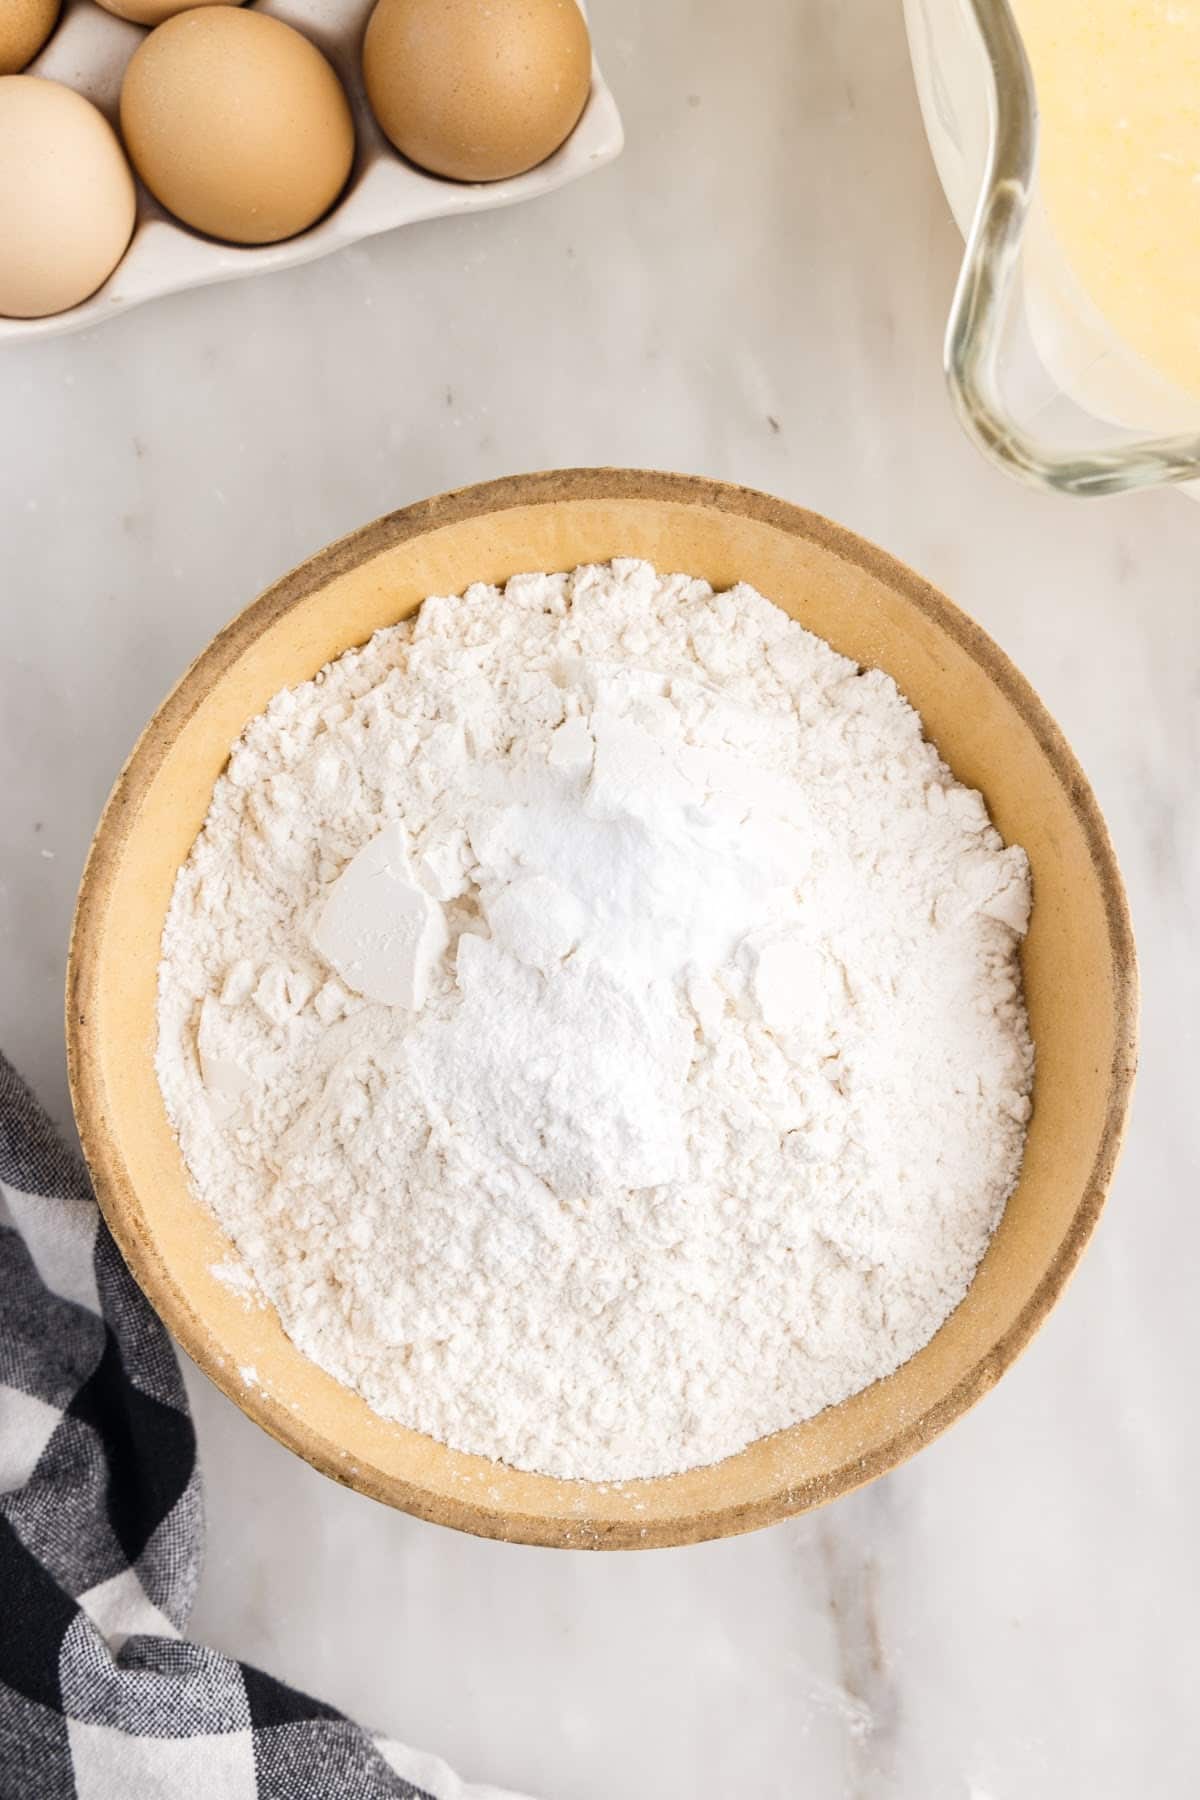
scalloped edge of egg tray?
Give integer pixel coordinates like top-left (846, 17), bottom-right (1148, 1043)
top-left (0, 0), bottom-right (623, 344)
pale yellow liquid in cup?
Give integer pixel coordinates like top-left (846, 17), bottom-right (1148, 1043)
top-left (1013, 0), bottom-right (1200, 401)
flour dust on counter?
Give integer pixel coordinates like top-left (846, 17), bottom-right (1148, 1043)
top-left (156, 559), bottom-right (1033, 1482)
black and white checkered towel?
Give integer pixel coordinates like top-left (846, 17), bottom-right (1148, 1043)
top-left (0, 1052), bottom-right (526, 1800)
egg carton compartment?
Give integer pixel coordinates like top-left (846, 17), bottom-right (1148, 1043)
top-left (1, 0), bottom-right (622, 342)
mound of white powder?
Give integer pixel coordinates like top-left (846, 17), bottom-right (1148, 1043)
top-left (156, 559), bottom-right (1034, 1481)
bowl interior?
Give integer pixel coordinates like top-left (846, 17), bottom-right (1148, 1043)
top-left (68, 470), bottom-right (1137, 1547)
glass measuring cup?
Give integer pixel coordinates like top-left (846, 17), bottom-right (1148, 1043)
top-left (905, 0), bottom-right (1200, 497)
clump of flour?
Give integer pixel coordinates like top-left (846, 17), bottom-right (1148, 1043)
top-left (156, 559), bottom-right (1033, 1481)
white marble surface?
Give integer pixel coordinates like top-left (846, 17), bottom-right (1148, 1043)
top-left (2, 2), bottom-right (1198, 1795)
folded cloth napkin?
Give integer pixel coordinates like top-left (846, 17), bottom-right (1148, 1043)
top-left (0, 1053), bottom-right (523, 1800)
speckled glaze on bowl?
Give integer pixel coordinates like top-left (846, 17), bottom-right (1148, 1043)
top-left (67, 470), bottom-right (1138, 1548)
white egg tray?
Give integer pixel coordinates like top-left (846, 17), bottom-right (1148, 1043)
top-left (1, 0), bottom-right (622, 343)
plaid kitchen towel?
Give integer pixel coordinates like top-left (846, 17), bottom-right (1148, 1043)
top-left (0, 1052), bottom-right (526, 1800)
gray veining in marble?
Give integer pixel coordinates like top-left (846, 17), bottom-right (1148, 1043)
top-left (2, 2), bottom-right (1198, 1795)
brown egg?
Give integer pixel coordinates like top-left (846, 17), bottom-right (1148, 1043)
top-left (120, 8), bottom-right (355, 246)
top-left (0, 76), bottom-right (136, 318)
top-left (363, 0), bottom-right (591, 183)
top-left (95, 0), bottom-right (243, 24)
top-left (0, 0), bottom-right (60, 75)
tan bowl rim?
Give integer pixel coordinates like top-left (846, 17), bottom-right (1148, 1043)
top-left (66, 467), bottom-right (1139, 1546)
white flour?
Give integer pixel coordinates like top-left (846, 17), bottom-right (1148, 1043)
top-left (156, 559), bottom-right (1034, 1481)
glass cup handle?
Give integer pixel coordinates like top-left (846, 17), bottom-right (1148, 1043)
top-left (946, 0), bottom-right (1200, 498)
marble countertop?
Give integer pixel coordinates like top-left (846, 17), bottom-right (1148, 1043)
top-left (2, 1), bottom-right (1197, 1794)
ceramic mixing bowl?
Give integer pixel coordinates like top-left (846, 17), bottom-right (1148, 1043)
top-left (67, 469), bottom-right (1137, 1547)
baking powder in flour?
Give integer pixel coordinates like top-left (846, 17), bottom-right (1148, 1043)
top-left (156, 559), bottom-right (1034, 1481)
